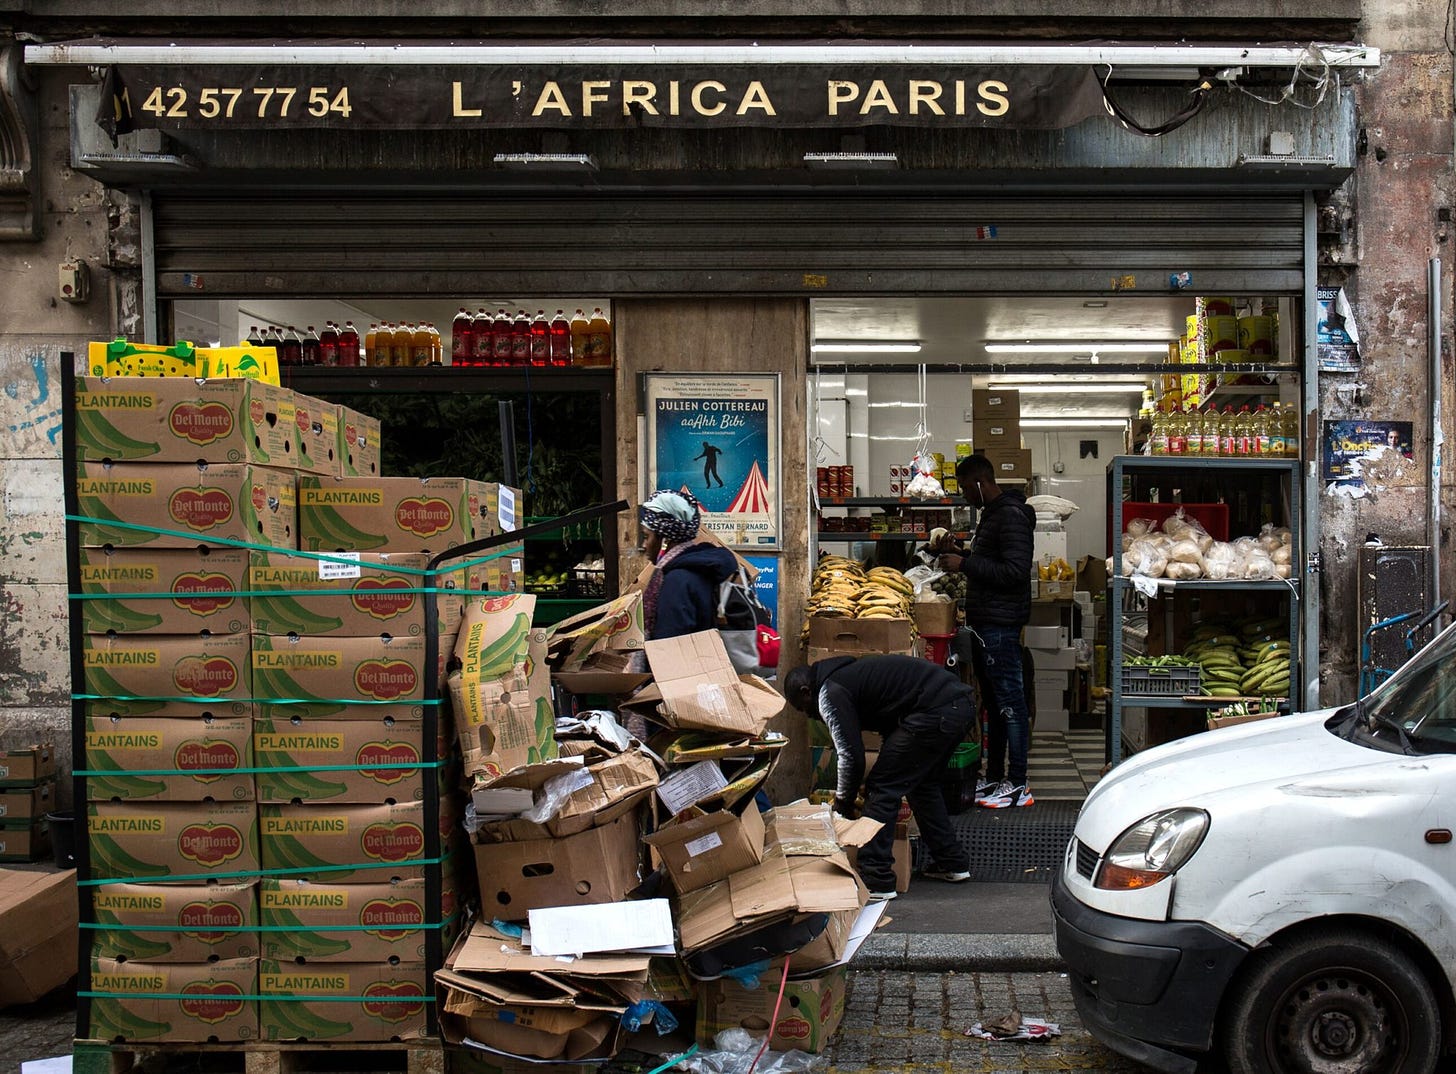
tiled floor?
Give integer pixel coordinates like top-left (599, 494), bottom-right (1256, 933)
top-left (1026, 728), bottom-right (1107, 802)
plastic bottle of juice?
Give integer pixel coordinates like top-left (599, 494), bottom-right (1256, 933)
top-left (395, 323), bottom-right (413, 367)
top-left (302, 326), bottom-right (320, 366)
top-left (429, 323), bottom-right (443, 365)
top-left (384, 322), bottom-right (403, 367)
top-left (281, 326), bottom-right (303, 367)
top-left (1281, 402), bottom-right (1299, 457)
top-left (451, 308), bottom-right (474, 366)
top-left (1167, 406), bottom-right (1187, 456)
top-left (1149, 405), bottom-right (1168, 456)
top-left (549, 309), bottom-right (571, 366)
top-left (586, 307), bottom-right (613, 366)
top-left (374, 322), bottom-right (393, 367)
top-left (471, 309), bottom-right (492, 365)
top-left (511, 310), bottom-right (532, 367)
top-left (338, 321), bottom-right (359, 367)
top-left (246, 325), bottom-right (263, 347)
top-left (529, 310), bottom-right (549, 367)
top-left (318, 322), bottom-right (338, 367)
top-left (570, 308), bottom-right (590, 365)
top-left (411, 321), bottom-right (432, 367)
top-left (362, 323), bottom-right (377, 366)
top-left (490, 309), bottom-right (512, 367)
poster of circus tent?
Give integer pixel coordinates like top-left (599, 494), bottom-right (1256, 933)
top-left (644, 373), bottom-right (781, 549)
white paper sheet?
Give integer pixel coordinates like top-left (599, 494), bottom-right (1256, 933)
top-left (528, 898), bottom-right (675, 957)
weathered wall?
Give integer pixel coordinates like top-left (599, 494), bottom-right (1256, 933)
top-left (613, 299), bottom-right (811, 800)
top-left (1318, 0), bottom-right (1454, 701)
top-left (0, 69), bottom-right (120, 805)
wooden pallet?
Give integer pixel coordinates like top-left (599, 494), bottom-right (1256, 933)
top-left (72, 1038), bottom-right (446, 1074)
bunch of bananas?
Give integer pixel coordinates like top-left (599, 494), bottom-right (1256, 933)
top-left (856, 567), bottom-right (914, 619)
top-left (1038, 557), bottom-right (1075, 582)
top-left (806, 556), bottom-right (866, 619)
top-left (1185, 617), bottom-right (1292, 698)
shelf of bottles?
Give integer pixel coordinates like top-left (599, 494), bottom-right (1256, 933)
top-left (248, 306), bottom-right (614, 370)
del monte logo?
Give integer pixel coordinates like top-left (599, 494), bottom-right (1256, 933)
top-left (180, 979), bottom-right (246, 1024)
top-left (395, 496), bottom-right (453, 538)
top-left (356, 741), bottom-right (419, 785)
top-left (169, 401), bottom-right (235, 446)
top-left (173, 656), bottom-right (239, 698)
top-left (170, 487), bottom-right (235, 531)
top-left (174, 739), bottom-right (241, 784)
top-left (171, 572), bottom-right (236, 615)
top-left (178, 822), bottom-right (245, 868)
top-left (361, 821), bottom-right (424, 864)
top-left (179, 899), bottom-right (245, 943)
top-left (354, 659), bottom-right (418, 702)
top-left (361, 980), bottom-right (425, 1021)
top-left (360, 896), bottom-right (425, 940)
top-left (351, 577), bottom-right (416, 620)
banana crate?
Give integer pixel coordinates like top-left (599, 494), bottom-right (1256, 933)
top-left (1121, 663), bottom-right (1202, 697)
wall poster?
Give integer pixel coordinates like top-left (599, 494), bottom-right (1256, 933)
top-left (1322, 419), bottom-right (1414, 488)
top-left (644, 373), bottom-right (781, 549)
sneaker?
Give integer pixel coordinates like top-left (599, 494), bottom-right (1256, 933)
top-left (922, 866), bottom-right (972, 883)
top-left (866, 888), bottom-right (898, 902)
top-left (973, 778), bottom-right (999, 804)
top-left (979, 782), bottom-right (1034, 809)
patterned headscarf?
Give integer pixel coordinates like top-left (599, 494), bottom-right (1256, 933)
top-left (639, 489), bottom-right (702, 546)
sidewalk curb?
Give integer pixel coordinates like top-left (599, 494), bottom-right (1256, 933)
top-left (853, 932), bottom-right (1064, 973)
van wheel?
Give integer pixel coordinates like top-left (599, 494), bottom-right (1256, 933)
top-left (1222, 929), bottom-right (1440, 1074)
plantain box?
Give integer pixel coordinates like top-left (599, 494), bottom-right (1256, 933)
top-left (0, 868), bottom-right (78, 1008)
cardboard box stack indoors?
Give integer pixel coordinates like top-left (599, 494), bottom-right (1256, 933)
top-left (64, 341), bottom-right (886, 1062)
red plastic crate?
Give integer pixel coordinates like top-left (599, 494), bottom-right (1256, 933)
top-left (1109, 501), bottom-right (1230, 553)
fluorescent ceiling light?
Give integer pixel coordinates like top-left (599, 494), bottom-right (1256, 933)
top-left (492, 152), bottom-right (598, 170)
top-left (803, 152), bottom-right (899, 169)
top-left (984, 342), bottom-right (1169, 354)
top-left (812, 340), bottom-right (923, 354)
top-left (987, 383), bottom-right (1147, 394)
top-left (1021, 418), bottom-right (1130, 429)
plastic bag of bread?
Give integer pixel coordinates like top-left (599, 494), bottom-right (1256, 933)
top-left (1169, 538), bottom-right (1203, 565)
top-left (1204, 541), bottom-right (1238, 580)
top-left (1243, 548), bottom-right (1277, 580)
top-left (1126, 518), bottom-right (1153, 540)
top-left (1165, 560), bottom-right (1203, 580)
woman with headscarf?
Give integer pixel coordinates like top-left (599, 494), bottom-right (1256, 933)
top-left (638, 489), bottom-right (739, 640)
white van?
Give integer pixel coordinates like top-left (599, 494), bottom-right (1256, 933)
top-left (1053, 622), bottom-right (1456, 1074)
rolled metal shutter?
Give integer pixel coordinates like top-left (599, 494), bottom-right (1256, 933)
top-left (152, 189), bottom-right (1305, 298)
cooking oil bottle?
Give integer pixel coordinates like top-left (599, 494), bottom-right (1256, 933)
top-left (1252, 405), bottom-right (1272, 456)
top-left (1149, 405), bottom-right (1169, 455)
top-left (1281, 402), bottom-right (1299, 457)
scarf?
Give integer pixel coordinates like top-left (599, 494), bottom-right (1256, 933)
top-left (642, 538), bottom-right (697, 636)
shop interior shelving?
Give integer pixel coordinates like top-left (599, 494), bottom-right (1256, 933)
top-left (1107, 454), bottom-right (1302, 765)
top-left (813, 495), bottom-right (968, 544)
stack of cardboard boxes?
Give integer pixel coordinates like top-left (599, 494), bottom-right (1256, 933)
top-left (69, 356), bottom-right (510, 1044)
top-left (436, 597), bottom-right (883, 1064)
top-left (968, 388), bottom-right (1031, 482)
top-left (0, 744), bottom-right (58, 862)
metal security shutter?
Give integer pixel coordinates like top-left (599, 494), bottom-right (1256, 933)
top-left (152, 190), bottom-right (1305, 298)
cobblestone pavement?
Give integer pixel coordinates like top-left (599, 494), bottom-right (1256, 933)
top-left (828, 970), bottom-right (1149, 1073)
top-left (2, 972), bottom-right (1150, 1074)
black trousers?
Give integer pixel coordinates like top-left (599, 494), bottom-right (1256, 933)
top-left (855, 694), bottom-right (976, 891)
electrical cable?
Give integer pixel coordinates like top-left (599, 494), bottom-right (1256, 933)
top-left (1098, 67), bottom-right (1214, 137)
top-left (745, 956), bottom-right (792, 1074)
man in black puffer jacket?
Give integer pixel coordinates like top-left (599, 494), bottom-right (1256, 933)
top-left (937, 453), bottom-right (1037, 810)
top-left (784, 655), bottom-right (975, 901)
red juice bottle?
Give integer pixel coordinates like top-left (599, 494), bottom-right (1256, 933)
top-left (491, 309), bottom-right (513, 367)
top-left (319, 322), bottom-right (339, 367)
top-left (338, 321), bottom-right (360, 367)
top-left (452, 307), bottom-right (475, 366)
top-left (472, 308), bottom-right (493, 365)
top-left (529, 310), bottom-right (549, 367)
top-left (549, 309), bottom-right (571, 366)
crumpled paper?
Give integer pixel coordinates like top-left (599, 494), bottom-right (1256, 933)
top-left (966, 1008), bottom-right (1061, 1041)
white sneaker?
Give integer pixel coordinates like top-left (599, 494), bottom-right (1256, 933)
top-left (866, 888), bottom-right (898, 902)
top-left (922, 867), bottom-right (972, 883)
top-left (972, 778), bottom-right (998, 804)
top-left (979, 782), bottom-right (1034, 809)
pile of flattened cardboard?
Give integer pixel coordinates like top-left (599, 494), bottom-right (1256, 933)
top-left (440, 592), bottom-right (887, 1065)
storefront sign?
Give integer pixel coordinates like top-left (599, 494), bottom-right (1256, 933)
top-left (96, 64), bottom-right (1105, 132)
top-left (645, 374), bottom-right (780, 550)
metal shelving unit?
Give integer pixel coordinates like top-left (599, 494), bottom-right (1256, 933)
top-left (1107, 455), bottom-right (1302, 763)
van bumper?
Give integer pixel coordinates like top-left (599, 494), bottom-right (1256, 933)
top-left (1050, 869), bottom-right (1250, 1074)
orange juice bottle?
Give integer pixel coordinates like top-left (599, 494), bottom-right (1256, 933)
top-left (429, 322), bottom-right (443, 365)
top-left (363, 323), bottom-right (378, 366)
top-left (585, 307), bottom-right (613, 366)
top-left (570, 308), bottom-right (590, 365)
top-left (411, 321), bottom-right (432, 367)
top-left (387, 322), bottom-right (406, 367)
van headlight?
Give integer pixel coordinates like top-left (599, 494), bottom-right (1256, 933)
top-left (1095, 808), bottom-right (1209, 891)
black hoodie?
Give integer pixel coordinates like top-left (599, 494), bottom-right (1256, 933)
top-left (650, 542), bottom-right (740, 639)
top-left (960, 488), bottom-right (1036, 627)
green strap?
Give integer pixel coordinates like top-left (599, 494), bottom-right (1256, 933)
top-left (74, 760), bottom-right (447, 777)
top-left (79, 854), bottom-right (454, 886)
top-left (82, 912), bottom-right (461, 934)
top-left (74, 693), bottom-right (443, 706)
top-left (81, 991), bottom-right (435, 1003)
top-left (70, 586), bottom-right (499, 600)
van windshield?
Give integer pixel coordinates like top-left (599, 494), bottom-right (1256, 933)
top-left (1360, 621), bottom-right (1456, 749)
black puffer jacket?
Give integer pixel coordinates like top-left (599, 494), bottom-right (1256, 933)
top-left (960, 489), bottom-right (1035, 628)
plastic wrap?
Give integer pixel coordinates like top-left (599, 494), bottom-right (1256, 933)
top-left (1204, 541), bottom-right (1238, 580)
top-left (1242, 549), bottom-right (1277, 580)
top-left (678, 1030), bottom-right (828, 1074)
top-left (1168, 539), bottom-right (1203, 565)
top-left (1165, 561), bottom-right (1203, 580)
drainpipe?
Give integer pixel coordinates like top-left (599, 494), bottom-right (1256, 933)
top-left (1430, 257), bottom-right (1443, 612)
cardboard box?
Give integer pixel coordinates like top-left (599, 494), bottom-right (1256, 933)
top-left (473, 806), bottom-right (644, 920)
top-left (254, 717), bottom-right (429, 804)
top-left (1029, 646), bottom-right (1077, 671)
top-left (261, 877), bottom-right (441, 963)
top-left (0, 743), bottom-right (56, 786)
top-left (74, 376), bottom-right (297, 467)
top-left (807, 617), bottom-right (915, 655)
top-left (83, 633), bottom-right (252, 704)
top-left (0, 781), bottom-right (54, 822)
top-left (546, 592), bottom-right (647, 673)
top-left (90, 880), bottom-right (258, 962)
top-left (1032, 668), bottom-right (1069, 691)
top-left (696, 965), bottom-right (847, 1053)
top-left (79, 547), bottom-right (251, 635)
top-left (461, 540), bottom-right (527, 597)
top-left (248, 551), bottom-right (460, 637)
top-left (976, 446), bottom-right (1033, 479)
top-left (471, 748), bottom-right (658, 841)
top-left (1077, 554), bottom-right (1110, 594)
top-left (297, 475), bottom-right (483, 554)
top-left (1035, 579), bottom-right (1072, 602)
top-left (0, 868), bottom-right (78, 1007)
top-left (0, 823), bottom-right (49, 862)
top-left (251, 633), bottom-right (435, 705)
top-left (1034, 685), bottom-right (1067, 713)
top-left (292, 394), bottom-right (341, 476)
top-left (1207, 711), bottom-right (1283, 731)
top-left (88, 339), bottom-right (280, 384)
top-left (83, 697), bottom-right (256, 723)
top-left (1023, 625), bottom-right (1064, 649)
top-left (88, 800), bottom-right (259, 882)
top-left (806, 645), bottom-right (916, 664)
top-left (85, 713), bottom-right (254, 802)
top-left (641, 632), bottom-right (785, 737)
top-left (450, 595), bottom-right (557, 780)
top-left (974, 415), bottom-right (1021, 447)
top-left (74, 462), bottom-right (297, 550)
top-left (912, 602), bottom-right (957, 637)
top-left (472, 481), bottom-right (523, 537)
top-left (90, 957), bottom-right (259, 1042)
top-left (643, 804), bottom-right (767, 895)
top-left (259, 800), bottom-right (435, 883)
top-left (971, 388), bottom-right (1020, 420)
top-left (442, 992), bottom-right (621, 1061)
top-left (338, 406), bottom-right (382, 478)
